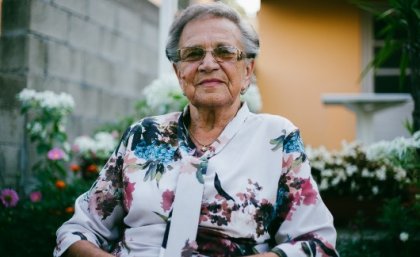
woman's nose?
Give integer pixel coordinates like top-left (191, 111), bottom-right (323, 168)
top-left (198, 51), bottom-right (220, 71)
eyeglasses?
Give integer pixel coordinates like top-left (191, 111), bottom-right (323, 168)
top-left (176, 45), bottom-right (249, 63)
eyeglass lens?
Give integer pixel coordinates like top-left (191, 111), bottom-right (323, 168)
top-left (178, 46), bottom-right (243, 62)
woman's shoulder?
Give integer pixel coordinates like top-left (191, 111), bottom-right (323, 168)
top-left (249, 112), bottom-right (298, 132)
top-left (132, 112), bottom-right (181, 127)
top-left (121, 112), bottom-right (181, 140)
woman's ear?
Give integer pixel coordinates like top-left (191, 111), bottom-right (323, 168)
top-left (244, 59), bottom-right (255, 84)
top-left (173, 63), bottom-right (180, 79)
top-left (173, 63), bottom-right (185, 92)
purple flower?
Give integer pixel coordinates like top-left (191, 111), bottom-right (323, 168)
top-left (29, 191), bottom-right (42, 203)
top-left (47, 147), bottom-right (65, 160)
top-left (0, 188), bottom-right (20, 207)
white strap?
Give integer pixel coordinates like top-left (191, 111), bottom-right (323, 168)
top-left (160, 155), bottom-right (208, 257)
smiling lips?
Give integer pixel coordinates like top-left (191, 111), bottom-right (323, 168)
top-left (198, 78), bottom-right (224, 86)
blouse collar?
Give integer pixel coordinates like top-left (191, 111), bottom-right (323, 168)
top-left (177, 102), bottom-right (250, 158)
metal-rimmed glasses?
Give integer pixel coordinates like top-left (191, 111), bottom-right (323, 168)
top-left (175, 45), bottom-right (251, 63)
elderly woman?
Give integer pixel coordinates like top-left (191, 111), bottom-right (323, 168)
top-left (54, 2), bottom-right (338, 257)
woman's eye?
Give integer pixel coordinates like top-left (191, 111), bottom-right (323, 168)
top-left (215, 47), bottom-right (236, 58)
top-left (183, 49), bottom-right (204, 60)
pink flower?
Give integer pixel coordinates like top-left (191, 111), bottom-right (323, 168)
top-left (161, 189), bottom-right (175, 212)
top-left (47, 147), bottom-right (65, 160)
top-left (301, 179), bottom-right (318, 205)
top-left (123, 179), bottom-right (136, 210)
top-left (0, 188), bottom-right (20, 207)
top-left (29, 191), bottom-right (42, 203)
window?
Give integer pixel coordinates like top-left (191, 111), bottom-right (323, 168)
top-left (373, 19), bottom-right (410, 93)
top-left (361, 13), bottom-right (410, 94)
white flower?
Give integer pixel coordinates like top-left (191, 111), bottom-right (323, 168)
top-left (331, 176), bottom-right (341, 186)
top-left (345, 165), bottom-right (358, 177)
top-left (73, 132), bottom-right (118, 159)
top-left (394, 167), bottom-right (407, 182)
top-left (319, 179), bottom-right (329, 191)
top-left (371, 186), bottom-right (379, 195)
top-left (94, 132), bottom-right (118, 158)
top-left (17, 88), bottom-right (36, 102)
top-left (322, 169), bottom-right (333, 177)
top-left (399, 232), bottom-right (409, 242)
top-left (142, 74), bottom-right (186, 115)
top-left (375, 166), bottom-right (387, 181)
top-left (337, 168), bottom-right (347, 182)
top-left (17, 88), bottom-right (75, 112)
top-left (37, 90), bottom-right (75, 110)
top-left (73, 135), bottom-right (96, 154)
top-left (334, 158), bottom-right (343, 165)
top-left (29, 122), bottom-right (43, 134)
top-left (361, 168), bottom-right (372, 178)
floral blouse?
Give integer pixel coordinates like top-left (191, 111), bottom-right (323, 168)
top-left (54, 103), bottom-right (338, 257)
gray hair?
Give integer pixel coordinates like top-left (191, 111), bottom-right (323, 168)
top-left (165, 2), bottom-right (260, 63)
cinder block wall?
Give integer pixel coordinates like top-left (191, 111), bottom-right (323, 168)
top-left (0, 0), bottom-right (159, 186)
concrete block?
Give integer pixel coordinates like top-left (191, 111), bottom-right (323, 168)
top-left (88, 0), bottom-right (116, 30)
top-left (138, 45), bottom-right (158, 77)
top-left (138, 0), bottom-right (159, 25)
top-left (0, 110), bottom-right (25, 145)
top-left (1, 0), bottom-right (30, 32)
top-left (142, 21), bottom-right (158, 50)
top-left (132, 71), bottom-right (149, 91)
top-left (97, 91), bottom-right (132, 121)
top-left (79, 116), bottom-right (103, 135)
top-left (26, 75), bottom-right (72, 95)
top-left (114, 66), bottom-right (137, 95)
top-left (46, 41), bottom-right (84, 82)
top-left (0, 144), bottom-right (21, 187)
top-left (0, 74), bottom-right (26, 110)
top-left (30, 0), bottom-right (69, 41)
top-left (115, 7), bottom-right (142, 40)
top-left (0, 35), bottom-right (27, 70)
top-left (66, 83), bottom-right (99, 118)
top-left (101, 30), bottom-right (127, 63)
top-left (54, 0), bottom-right (87, 17)
top-left (68, 15), bottom-right (102, 54)
top-left (125, 41), bottom-right (140, 71)
top-left (83, 55), bottom-right (115, 88)
top-left (27, 34), bottom-right (47, 76)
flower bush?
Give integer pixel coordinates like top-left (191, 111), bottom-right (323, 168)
top-left (307, 133), bottom-right (419, 255)
top-left (307, 132), bottom-right (419, 200)
top-left (71, 131), bottom-right (119, 180)
top-left (0, 89), bottom-right (91, 257)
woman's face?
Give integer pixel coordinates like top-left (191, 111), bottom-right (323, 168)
top-left (173, 16), bottom-right (255, 110)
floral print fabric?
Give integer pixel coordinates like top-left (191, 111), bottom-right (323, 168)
top-left (54, 103), bottom-right (338, 257)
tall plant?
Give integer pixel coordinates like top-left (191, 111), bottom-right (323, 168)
top-left (352, 0), bottom-right (420, 132)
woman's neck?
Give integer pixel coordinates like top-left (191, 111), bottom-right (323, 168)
top-left (187, 102), bottom-right (241, 147)
top-left (188, 101), bottom-right (241, 132)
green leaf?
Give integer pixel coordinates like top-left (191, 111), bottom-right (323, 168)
top-left (36, 144), bottom-right (51, 155)
top-left (413, 6), bottom-right (420, 16)
top-left (153, 211), bottom-right (169, 222)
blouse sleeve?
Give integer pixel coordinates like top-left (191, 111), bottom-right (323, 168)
top-left (271, 129), bottom-right (339, 257)
top-left (53, 128), bottom-right (131, 257)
